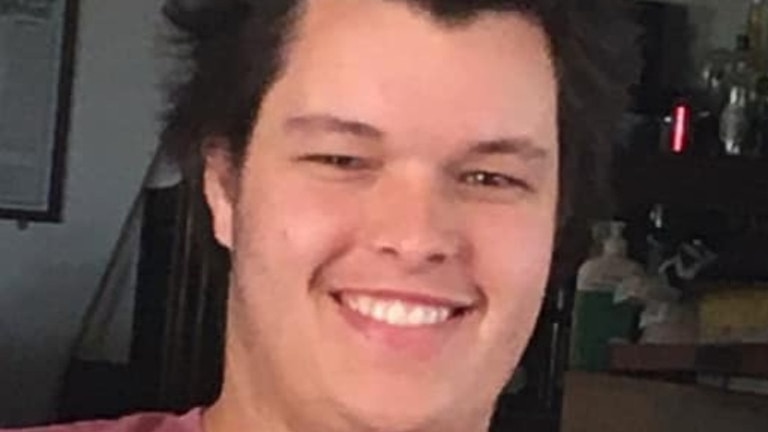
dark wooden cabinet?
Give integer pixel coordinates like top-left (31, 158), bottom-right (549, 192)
top-left (615, 153), bottom-right (768, 215)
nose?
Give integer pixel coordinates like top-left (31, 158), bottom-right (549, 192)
top-left (362, 168), bottom-right (464, 271)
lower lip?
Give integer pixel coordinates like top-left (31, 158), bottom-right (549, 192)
top-left (331, 295), bottom-right (469, 360)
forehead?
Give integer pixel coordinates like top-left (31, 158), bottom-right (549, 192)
top-left (262, 0), bottom-right (557, 145)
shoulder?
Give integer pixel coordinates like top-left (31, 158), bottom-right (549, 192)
top-left (2, 409), bottom-right (203, 432)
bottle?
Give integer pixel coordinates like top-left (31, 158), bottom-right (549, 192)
top-left (725, 35), bottom-right (757, 101)
top-left (701, 35), bottom-right (752, 115)
top-left (747, 0), bottom-right (768, 74)
top-left (569, 221), bottom-right (644, 371)
top-left (720, 85), bottom-right (750, 155)
top-left (750, 75), bottom-right (768, 157)
top-left (646, 203), bottom-right (668, 273)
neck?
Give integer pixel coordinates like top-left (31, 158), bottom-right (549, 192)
top-left (205, 399), bottom-right (490, 432)
top-left (205, 376), bottom-right (492, 432)
top-left (203, 328), bottom-right (293, 432)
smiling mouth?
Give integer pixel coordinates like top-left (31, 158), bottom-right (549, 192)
top-left (331, 291), bottom-right (472, 327)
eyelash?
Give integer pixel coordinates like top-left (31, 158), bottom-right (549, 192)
top-left (300, 154), bottom-right (531, 191)
top-left (300, 154), bottom-right (370, 170)
top-left (458, 171), bottom-right (531, 191)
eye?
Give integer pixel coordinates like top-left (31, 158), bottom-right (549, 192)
top-left (299, 154), bottom-right (370, 170)
top-left (459, 171), bottom-right (530, 190)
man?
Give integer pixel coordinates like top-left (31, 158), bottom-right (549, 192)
top-left (11, 0), bottom-right (636, 431)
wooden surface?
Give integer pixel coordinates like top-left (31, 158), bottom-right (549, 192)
top-left (563, 371), bottom-right (768, 432)
top-left (610, 343), bottom-right (768, 378)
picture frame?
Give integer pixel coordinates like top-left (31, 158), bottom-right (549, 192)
top-left (0, 0), bottom-right (79, 222)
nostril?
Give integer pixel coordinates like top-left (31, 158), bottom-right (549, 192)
top-left (426, 253), bottom-right (447, 264)
top-left (375, 244), bottom-right (450, 267)
top-left (379, 245), bottom-right (398, 257)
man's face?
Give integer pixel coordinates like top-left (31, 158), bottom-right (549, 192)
top-left (205, 0), bottom-right (558, 430)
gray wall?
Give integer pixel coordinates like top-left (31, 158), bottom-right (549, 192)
top-left (0, 0), bottom-right (163, 425)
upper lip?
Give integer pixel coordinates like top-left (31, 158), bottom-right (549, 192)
top-left (330, 287), bottom-right (478, 310)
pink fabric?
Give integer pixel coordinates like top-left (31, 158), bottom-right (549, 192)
top-left (2, 409), bottom-right (203, 432)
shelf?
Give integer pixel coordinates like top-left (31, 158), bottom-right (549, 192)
top-left (615, 154), bottom-right (768, 214)
top-left (610, 343), bottom-right (768, 378)
top-left (563, 371), bottom-right (768, 432)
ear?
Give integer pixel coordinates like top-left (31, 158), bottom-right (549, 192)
top-left (203, 138), bottom-right (238, 250)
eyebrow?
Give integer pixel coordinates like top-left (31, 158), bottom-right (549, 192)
top-left (467, 137), bottom-right (550, 162)
top-left (284, 114), bottom-right (385, 140)
top-left (284, 114), bottom-right (549, 161)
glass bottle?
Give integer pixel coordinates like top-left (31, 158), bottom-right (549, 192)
top-left (720, 85), bottom-right (750, 156)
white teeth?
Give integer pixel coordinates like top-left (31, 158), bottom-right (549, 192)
top-left (385, 301), bottom-right (408, 325)
top-left (372, 302), bottom-right (388, 321)
top-left (436, 308), bottom-right (450, 323)
top-left (357, 295), bottom-right (374, 316)
top-left (406, 306), bottom-right (426, 326)
top-left (423, 307), bottom-right (439, 325)
top-left (340, 294), bottom-right (455, 327)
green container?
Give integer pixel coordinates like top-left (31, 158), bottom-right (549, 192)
top-left (569, 291), bottom-right (639, 371)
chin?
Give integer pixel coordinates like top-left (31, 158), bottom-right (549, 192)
top-left (327, 381), bottom-right (484, 432)
top-left (342, 402), bottom-right (447, 432)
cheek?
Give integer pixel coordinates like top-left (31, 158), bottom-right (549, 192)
top-left (229, 168), bottom-right (362, 356)
top-left (469, 207), bottom-right (554, 318)
top-left (458, 205), bottom-right (555, 394)
top-left (235, 168), bottom-right (360, 284)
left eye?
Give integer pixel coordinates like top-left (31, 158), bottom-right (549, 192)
top-left (459, 171), bottom-right (529, 190)
top-left (300, 154), bottom-right (369, 170)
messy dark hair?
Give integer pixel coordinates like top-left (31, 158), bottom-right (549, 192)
top-left (161, 0), bottom-right (639, 276)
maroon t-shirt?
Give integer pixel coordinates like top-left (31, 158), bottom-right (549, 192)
top-left (1, 409), bottom-right (203, 432)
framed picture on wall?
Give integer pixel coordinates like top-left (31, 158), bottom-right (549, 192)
top-left (0, 0), bottom-right (79, 222)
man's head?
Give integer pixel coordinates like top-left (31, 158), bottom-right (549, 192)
top-left (162, 1), bottom-right (636, 431)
